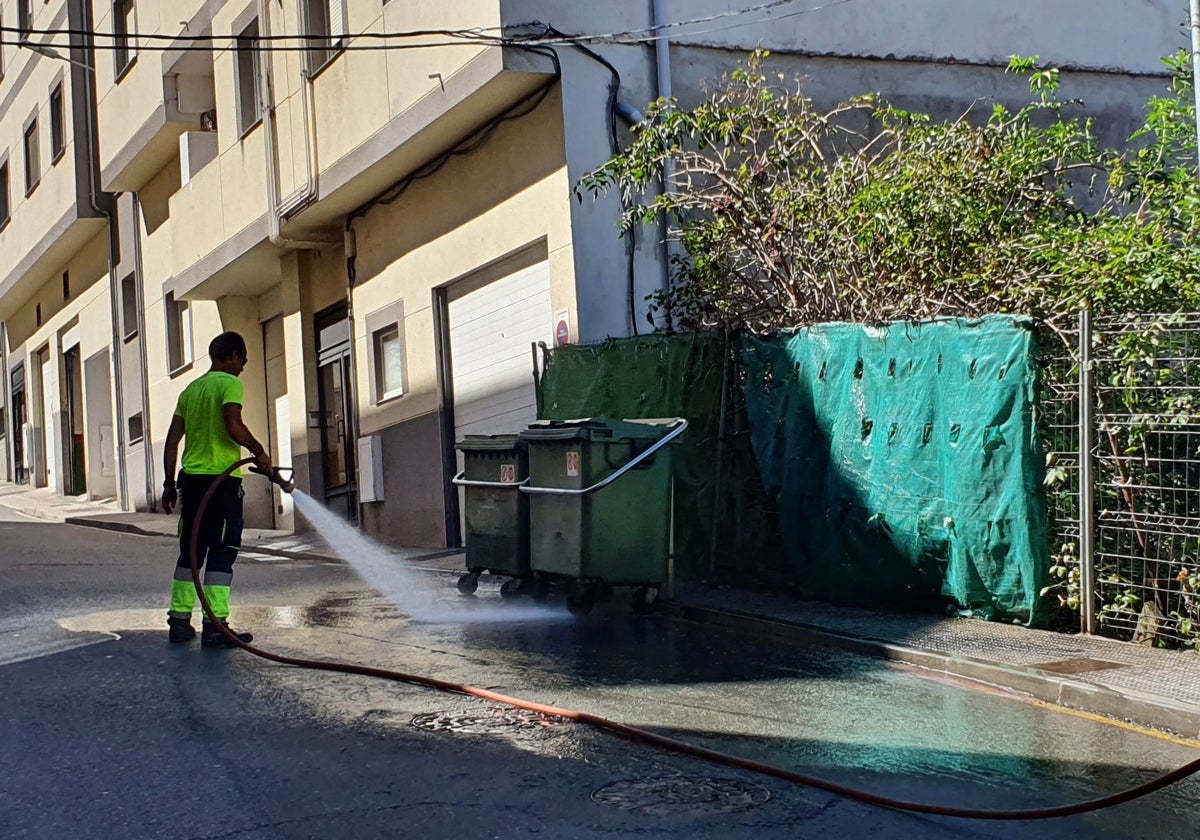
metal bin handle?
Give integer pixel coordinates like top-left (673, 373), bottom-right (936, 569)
top-left (451, 472), bottom-right (531, 490)
top-left (519, 418), bottom-right (688, 497)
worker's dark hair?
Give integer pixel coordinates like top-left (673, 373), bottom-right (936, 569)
top-left (209, 331), bottom-right (247, 363)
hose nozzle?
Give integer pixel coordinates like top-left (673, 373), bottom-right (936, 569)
top-left (251, 465), bottom-right (296, 494)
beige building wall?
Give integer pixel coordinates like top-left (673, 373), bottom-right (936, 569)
top-left (0, 5), bottom-right (87, 293)
top-left (5, 228), bottom-right (114, 496)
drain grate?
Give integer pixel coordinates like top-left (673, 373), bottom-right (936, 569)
top-left (1033, 658), bottom-right (1129, 675)
top-left (410, 709), bottom-right (560, 735)
top-left (591, 776), bottom-right (770, 816)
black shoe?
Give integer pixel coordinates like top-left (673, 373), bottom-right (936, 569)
top-left (201, 621), bottom-right (253, 648)
top-left (168, 617), bottom-right (196, 644)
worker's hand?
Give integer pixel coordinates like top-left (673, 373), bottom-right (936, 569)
top-left (162, 487), bottom-right (178, 515)
top-left (253, 451), bottom-right (272, 473)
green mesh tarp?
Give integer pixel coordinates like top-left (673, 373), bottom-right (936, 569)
top-left (740, 317), bottom-right (1049, 624)
top-left (537, 334), bottom-right (726, 579)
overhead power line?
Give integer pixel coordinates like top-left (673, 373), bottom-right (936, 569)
top-left (0, 0), bottom-right (864, 54)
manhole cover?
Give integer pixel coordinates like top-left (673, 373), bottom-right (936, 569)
top-left (411, 709), bottom-right (559, 735)
top-left (591, 776), bottom-right (770, 816)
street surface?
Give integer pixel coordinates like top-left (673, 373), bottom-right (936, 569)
top-left (1, 503), bottom-right (1198, 838)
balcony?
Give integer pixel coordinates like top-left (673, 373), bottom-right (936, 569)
top-left (93, 0), bottom-right (213, 192)
top-left (0, 40), bottom-right (104, 319)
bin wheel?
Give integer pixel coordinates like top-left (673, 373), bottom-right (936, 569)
top-left (499, 578), bottom-right (524, 600)
top-left (456, 572), bottom-right (479, 596)
top-left (531, 578), bottom-right (551, 602)
top-left (631, 585), bottom-right (659, 615)
top-left (567, 585), bottom-right (595, 617)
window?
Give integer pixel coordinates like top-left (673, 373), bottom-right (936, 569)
top-left (127, 411), bottom-right (144, 444)
top-left (17, 0), bottom-right (31, 37)
top-left (0, 160), bottom-right (9, 228)
top-left (372, 323), bottom-right (405, 402)
top-left (49, 83), bottom-right (65, 161)
top-left (120, 273), bottom-right (137, 340)
top-left (303, 0), bottom-right (345, 73)
top-left (62, 271), bottom-right (70, 301)
top-left (235, 19), bottom-right (262, 136)
top-left (113, 0), bottom-right (136, 78)
top-left (165, 292), bottom-right (193, 373)
top-left (23, 118), bottom-right (38, 195)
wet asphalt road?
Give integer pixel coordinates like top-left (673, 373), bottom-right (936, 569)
top-left (1, 504), bottom-right (1199, 839)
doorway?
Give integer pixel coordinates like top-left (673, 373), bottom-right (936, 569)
top-left (63, 345), bottom-right (86, 496)
top-left (314, 305), bottom-right (356, 523)
top-left (35, 346), bottom-right (55, 490)
top-left (10, 363), bottom-right (27, 485)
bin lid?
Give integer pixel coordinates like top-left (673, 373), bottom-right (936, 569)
top-left (455, 434), bottom-right (525, 452)
top-left (519, 417), bottom-right (679, 442)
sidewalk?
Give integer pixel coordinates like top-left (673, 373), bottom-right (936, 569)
top-left (3, 480), bottom-right (1199, 739)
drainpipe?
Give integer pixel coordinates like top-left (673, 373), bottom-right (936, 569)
top-left (131, 194), bottom-right (157, 510)
top-left (1191, 0), bottom-right (1200, 175)
top-left (651, 0), bottom-right (673, 323)
top-left (256, 0), bottom-right (338, 251)
top-left (72, 0), bottom-right (128, 507)
top-left (278, 62), bottom-right (319, 220)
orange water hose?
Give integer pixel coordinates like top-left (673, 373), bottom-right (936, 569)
top-left (190, 459), bottom-right (1200, 821)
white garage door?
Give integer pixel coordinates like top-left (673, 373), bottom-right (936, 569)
top-left (448, 260), bottom-right (553, 441)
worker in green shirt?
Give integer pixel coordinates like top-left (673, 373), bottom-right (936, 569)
top-left (162, 331), bottom-right (272, 647)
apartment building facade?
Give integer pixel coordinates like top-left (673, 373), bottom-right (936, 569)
top-left (0, 0), bottom-right (1183, 549)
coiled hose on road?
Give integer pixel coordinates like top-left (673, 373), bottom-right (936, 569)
top-left (191, 459), bottom-right (1200, 821)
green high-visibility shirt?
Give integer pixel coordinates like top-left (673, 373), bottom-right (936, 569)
top-left (176, 371), bottom-right (245, 476)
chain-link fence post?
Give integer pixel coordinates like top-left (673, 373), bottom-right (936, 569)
top-left (1078, 309), bottom-right (1097, 635)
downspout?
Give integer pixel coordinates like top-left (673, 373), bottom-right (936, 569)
top-left (651, 0), bottom-right (673, 325)
top-left (256, 0), bottom-right (338, 251)
top-left (74, 0), bottom-right (129, 507)
top-left (278, 60), bottom-right (318, 219)
top-left (131, 194), bottom-right (157, 510)
top-left (256, 0), bottom-right (352, 520)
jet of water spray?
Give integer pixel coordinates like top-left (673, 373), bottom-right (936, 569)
top-left (291, 490), bottom-right (567, 625)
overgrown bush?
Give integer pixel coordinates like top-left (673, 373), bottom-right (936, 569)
top-left (582, 50), bottom-right (1200, 642)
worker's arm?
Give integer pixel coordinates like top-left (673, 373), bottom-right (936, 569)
top-left (223, 403), bottom-right (272, 471)
top-left (162, 415), bottom-right (185, 514)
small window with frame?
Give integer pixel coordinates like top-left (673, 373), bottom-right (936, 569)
top-left (165, 292), bottom-right (194, 374)
top-left (0, 158), bottom-right (10, 229)
top-left (120, 273), bottom-right (138, 340)
top-left (49, 82), bottom-right (66, 162)
top-left (303, 0), bottom-right (346, 75)
top-left (23, 117), bottom-right (39, 196)
top-left (372, 323), bottom-right (405, 403)
top-left (235, 18), bottom-right (262, 136)
top-left (113, 0), bottom-right (137, 79)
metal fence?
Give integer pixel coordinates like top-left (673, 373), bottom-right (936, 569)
top-left (1041, 313), bottom-right (1200, 648)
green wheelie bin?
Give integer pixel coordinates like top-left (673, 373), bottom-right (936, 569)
top-left (519, 418), bottom-right (687, 615)
top-left (452, 434), bottom-right (533, 598)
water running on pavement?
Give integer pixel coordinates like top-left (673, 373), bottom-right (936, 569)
top-left (291, 490), bottom-right (568, 625)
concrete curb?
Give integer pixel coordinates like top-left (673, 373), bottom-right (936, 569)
top-left (663, 602), bottom-right (1200, 740)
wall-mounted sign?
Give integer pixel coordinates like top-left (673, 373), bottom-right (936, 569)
top-left (554, 309), bottom-right (571, 347)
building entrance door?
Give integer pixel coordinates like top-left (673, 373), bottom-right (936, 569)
top-left (10, 363), bottom-right (27, 485)
top-left (315, 306), bottom-right (356, 523)
top-left (64, 345), bottom-right (86, 496)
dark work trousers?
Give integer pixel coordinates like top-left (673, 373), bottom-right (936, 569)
top-left (169, 473), bottom-right (245, 622)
